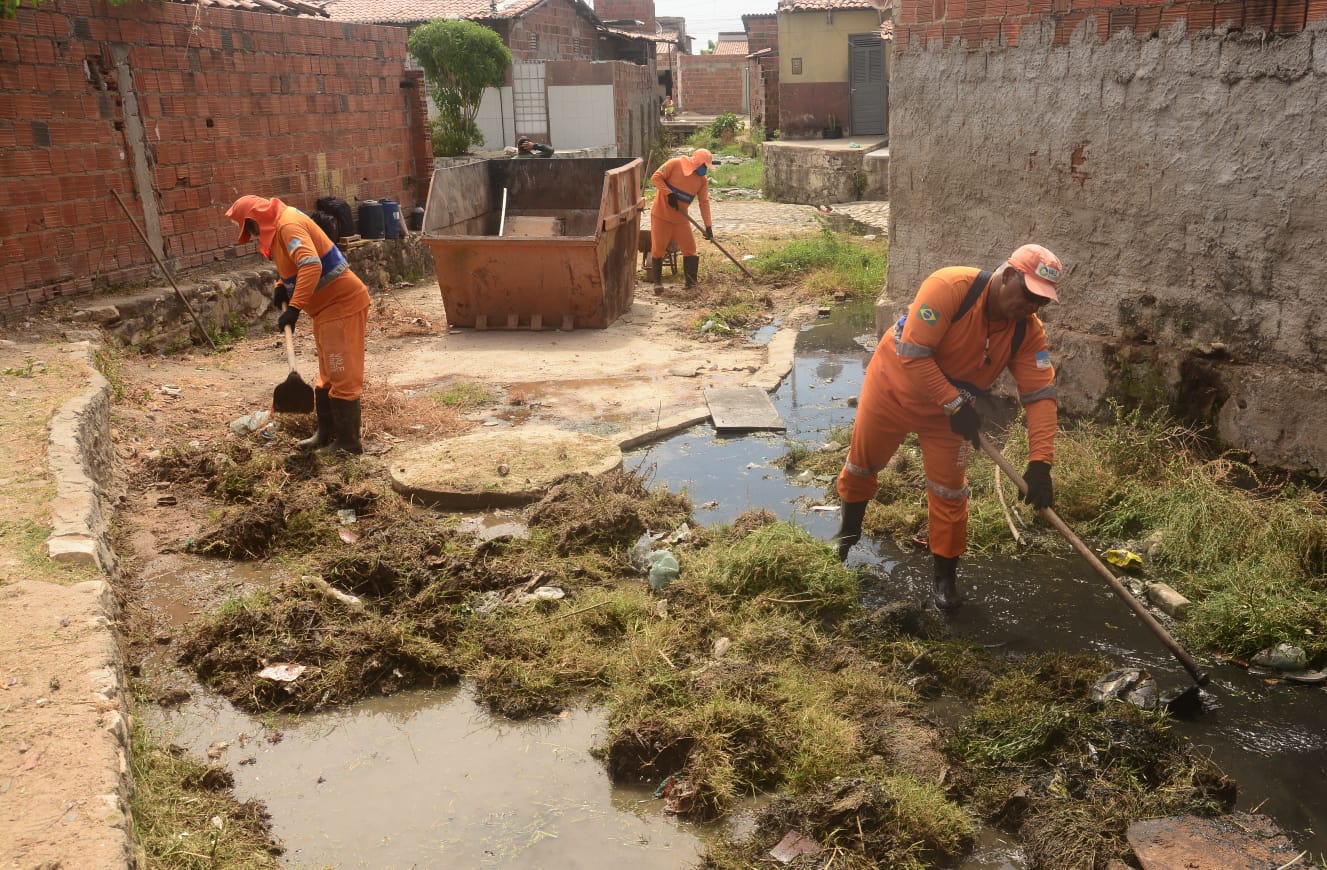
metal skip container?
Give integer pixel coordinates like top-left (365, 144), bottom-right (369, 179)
top-left (422, 157), bottom-right (644, 330)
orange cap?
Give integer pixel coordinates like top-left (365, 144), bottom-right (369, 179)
top-left (1007, 244), bottom-right (1063, 302)
top-left (682, 148), bottom-right (714, 176)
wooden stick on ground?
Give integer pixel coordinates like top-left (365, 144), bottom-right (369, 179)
top-left (993, 464), bottom-right (1025, 547)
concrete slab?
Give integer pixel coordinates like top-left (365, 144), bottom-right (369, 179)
top-left (705, 385), bottom-right (785, 431)
top-left (389, 426), bottom-right (623, 509)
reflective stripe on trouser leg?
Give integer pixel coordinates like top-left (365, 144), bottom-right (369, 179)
top-left (313, 306), bottom-right (367, 401)
top-left (836, 384), bottom-right (910, 504)
top-left (918, 425), bottom-right (970, 559)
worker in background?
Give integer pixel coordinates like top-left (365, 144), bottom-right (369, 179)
top-left (662, 96), bottom-right (675, 117)
top-left (225, 195), bottom-right (371, 455)
top-left (648, 148), bottom-right (714, 293)
top-left (834, 245), bottom-right (1064, 610)
top-left (515, 136), bottom-right (554, 158)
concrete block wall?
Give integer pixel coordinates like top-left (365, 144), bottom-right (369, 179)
top-left (677, 54), bottom-right (750, 114)
top-left (886, 0), bottom-right (1327, 471)
top-left (0, 0), bottom-right (429, 314)
top-left (592, 0), bottom-right (657, 32)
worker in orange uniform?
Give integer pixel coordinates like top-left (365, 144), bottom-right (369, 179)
top-left (648, 148), bottom-right (714, 293)
top-left (834, 244), bottom-right (1064, 610)
top-left (226, 195), bottom-right (371, 455)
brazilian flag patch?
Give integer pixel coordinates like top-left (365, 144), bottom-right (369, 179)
top-left (917, 305), bottom-right (938, 324)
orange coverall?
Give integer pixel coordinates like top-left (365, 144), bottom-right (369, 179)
top-left (270, 207), bottom-right (370, 401)
top-left (649, 157), bottom-right (712, 258)
top-left (836, 266), bottom-right (1058, 558)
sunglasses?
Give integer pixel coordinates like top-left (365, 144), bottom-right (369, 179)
top-left (1014, 271), bottom-right (1049, 308)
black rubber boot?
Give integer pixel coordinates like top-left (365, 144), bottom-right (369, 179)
top-left (651, 257), bottom-right (665, 293)
top-left (683, 255), bottom-right (699, 288)
top-left (297, 387), bottom-right (333, 450)
top-left (932, 554), bottom-right (963, 611)
top-left (321, 397), bottom-right (363, 455)
top-left (834, 500), bottom-right (868, 562)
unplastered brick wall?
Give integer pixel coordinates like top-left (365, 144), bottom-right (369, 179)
top-left (593, 0), bottom-right (658, 33)
top-left (613, 60), bottom-right (659, 159)
top-left (507, 0), bottom-right (599, 62)
top-left (676, 54), bottom-right (749, 114)
top-left (885, 1), bottom-right (1327, 471)
top-left (0, 0), bottom-right (429, 313)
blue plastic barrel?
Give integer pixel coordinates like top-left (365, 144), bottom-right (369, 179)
top-left (381, 199), bottom-right (403, 239)
top-left (358, 200), bottom-right (384, 239)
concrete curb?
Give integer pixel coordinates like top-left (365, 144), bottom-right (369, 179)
top-left (18, 340), bottom-right (136, 868)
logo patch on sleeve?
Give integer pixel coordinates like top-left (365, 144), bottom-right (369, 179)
top-left (917, 305), bottom-right (938, 324)
top-left (286, 237), bottom-right (302, 255)
top-left (1035, 351), bottom-right (1052, 369)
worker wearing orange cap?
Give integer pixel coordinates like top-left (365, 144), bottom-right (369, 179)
top-left (647, 148), bottom-right (714, 293)
top-left (834, 244), bottom-right (1065, 610)
top-left (225, 195), bottom-right (371, 455)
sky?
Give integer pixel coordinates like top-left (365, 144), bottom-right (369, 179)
top-left (653, 0), bottom-right (777, 53)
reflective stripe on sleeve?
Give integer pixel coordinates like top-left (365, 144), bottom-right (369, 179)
top-left (1020, 385), bottom-right (1058, 404)
top-left (895, 340), bottom-right (934, 359)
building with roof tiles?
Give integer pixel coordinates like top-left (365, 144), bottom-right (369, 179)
top-left (742, 12), bottom-right (780, 131)
top-left (776, 0), bottom-right (890, 138)
top-left (324, 0), bottom-right (661, 158)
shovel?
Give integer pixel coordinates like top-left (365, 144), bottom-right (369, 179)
top-left (979, 432), bottom-right (1209, 715)
top-left (686, 214), bottom-right (755, 280)
top-left (272, 316), bottom-right (315, 414)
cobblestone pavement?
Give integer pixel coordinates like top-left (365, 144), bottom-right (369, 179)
top-left (642, 198), bottom-right (889, 237)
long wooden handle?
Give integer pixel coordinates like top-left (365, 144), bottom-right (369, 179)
top-left (979, 432), bottom-right (1210, 687)
top-left (686, 213), bottom-right (754, 280)
top-left (283, 325), bottom-right (297, 372)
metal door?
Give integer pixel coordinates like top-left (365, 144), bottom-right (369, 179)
top-left (848, 34), bottom-right (887, 136)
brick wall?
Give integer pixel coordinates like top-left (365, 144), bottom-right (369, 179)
top-left (743, 13), bottom-right (780, 128)
top-left (592, 0), bottom-right (657, 32)
top-left (743, 13), bottom-right (779, 53)
top-left (613, 61), bottom-right (659, 159)
top-left (508, 0), bottom-right (600, 62)
top-left (895, 0), bottom-right (1327, 48)
top-left (0, 0), bottom-right (429, 312)
top-left (676, 54), bottom-right (750, 114)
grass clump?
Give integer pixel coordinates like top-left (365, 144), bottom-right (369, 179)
top-left (700, 522), bottom-right (861, 622)
top-left (750, 225), bottom-right (887, 298)
top-left (129, 718), bottom-right (282, 867)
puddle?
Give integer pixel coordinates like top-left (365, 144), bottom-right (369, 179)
top-left (146, 687), bottom-right (740, 869)
top-left (627, 300), bottom-right (1327, 856)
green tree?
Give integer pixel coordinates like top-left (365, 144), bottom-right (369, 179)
top-left (408, 19), bottom-right (512, 157)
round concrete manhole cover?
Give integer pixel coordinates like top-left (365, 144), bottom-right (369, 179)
top-left (389, 426), bottom-right (623, 509)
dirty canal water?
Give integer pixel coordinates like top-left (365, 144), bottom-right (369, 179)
top-left (151, 301), bottom-right (1326, 866)
top-left (625, 300), bottom-right (1327, 859)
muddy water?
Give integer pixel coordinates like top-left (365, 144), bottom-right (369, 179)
top-left (625, 302), bottom-right (1327, 857)
top-left (147, 688), bottom-right (737, 868)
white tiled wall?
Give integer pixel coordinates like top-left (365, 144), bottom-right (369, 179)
top-left (547, 85), bottom-right (614, 150)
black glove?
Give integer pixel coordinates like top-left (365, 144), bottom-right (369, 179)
top-left (666, 193), bottom-right (679, 210)
top-left (947, 402), bottom-right (981, 447)
top-left (703, 226), bottom-right (713, 241)
top-left (277, 305), bottom-right (301, 333)
top-left (1021, 460), bottom-right (1054, 510)
top-left (272, 282), bottom-right (290, 311)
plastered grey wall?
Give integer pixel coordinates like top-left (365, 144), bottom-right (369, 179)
top-left (882, 20), bottom-right (1327, 472)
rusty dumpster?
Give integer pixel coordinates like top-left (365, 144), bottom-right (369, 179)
top-left (422, 157), bottom-right (644, 330)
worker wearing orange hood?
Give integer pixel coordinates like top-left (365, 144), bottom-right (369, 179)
top-left (226, 195), bottom-right (371, 455)
top-left (647, 148), bottom-right (714, 293)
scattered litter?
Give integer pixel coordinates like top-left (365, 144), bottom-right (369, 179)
top-left (336, 509), bottom-right (357, 525)
top-left (1103, 548), bottom-right (1143, 570)
top-left (699, 500), bottom-right (719, 510)
top-left (817, 306), bottom-right (831, 317)
top-left (1281, 669), bottom-right (1327, 685)
top-left (338, 527), bottom-right (360, 545)
top-left (304, 575), bottom-right (364, 610)
top-left (533, 586), bottom-right (565, 601)
top-left (160, 384), bottom-right (182, 397)
top-left (1090, 667), bottom-right (1158, 710)
top-left (793, 470), bottom-right (815, 484)
top-left (741, 254), bottom-right (755, 261)
top-left (156, 494), bottom-right (177, 507)
top-left (257, 664), bottom-right (307, 683)
top-left (1251, 643), bottom-right (1308, 672)
top-left (229, 409), bottom-right (272, 436)
top-left (473, 590), bottom-right (503, 615)
top-left (648, 549), bottom-right (679, 592)
top-left (809, 504), bottom-right (840, 513)
top-left (770, 830), bottom-right (822, 864)
top-left (664, 523), bottom-right (691, 545)
top-left (712, 636), bottom-right (731, 659)
top-left (496, 462), bottom-right (511, 477)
